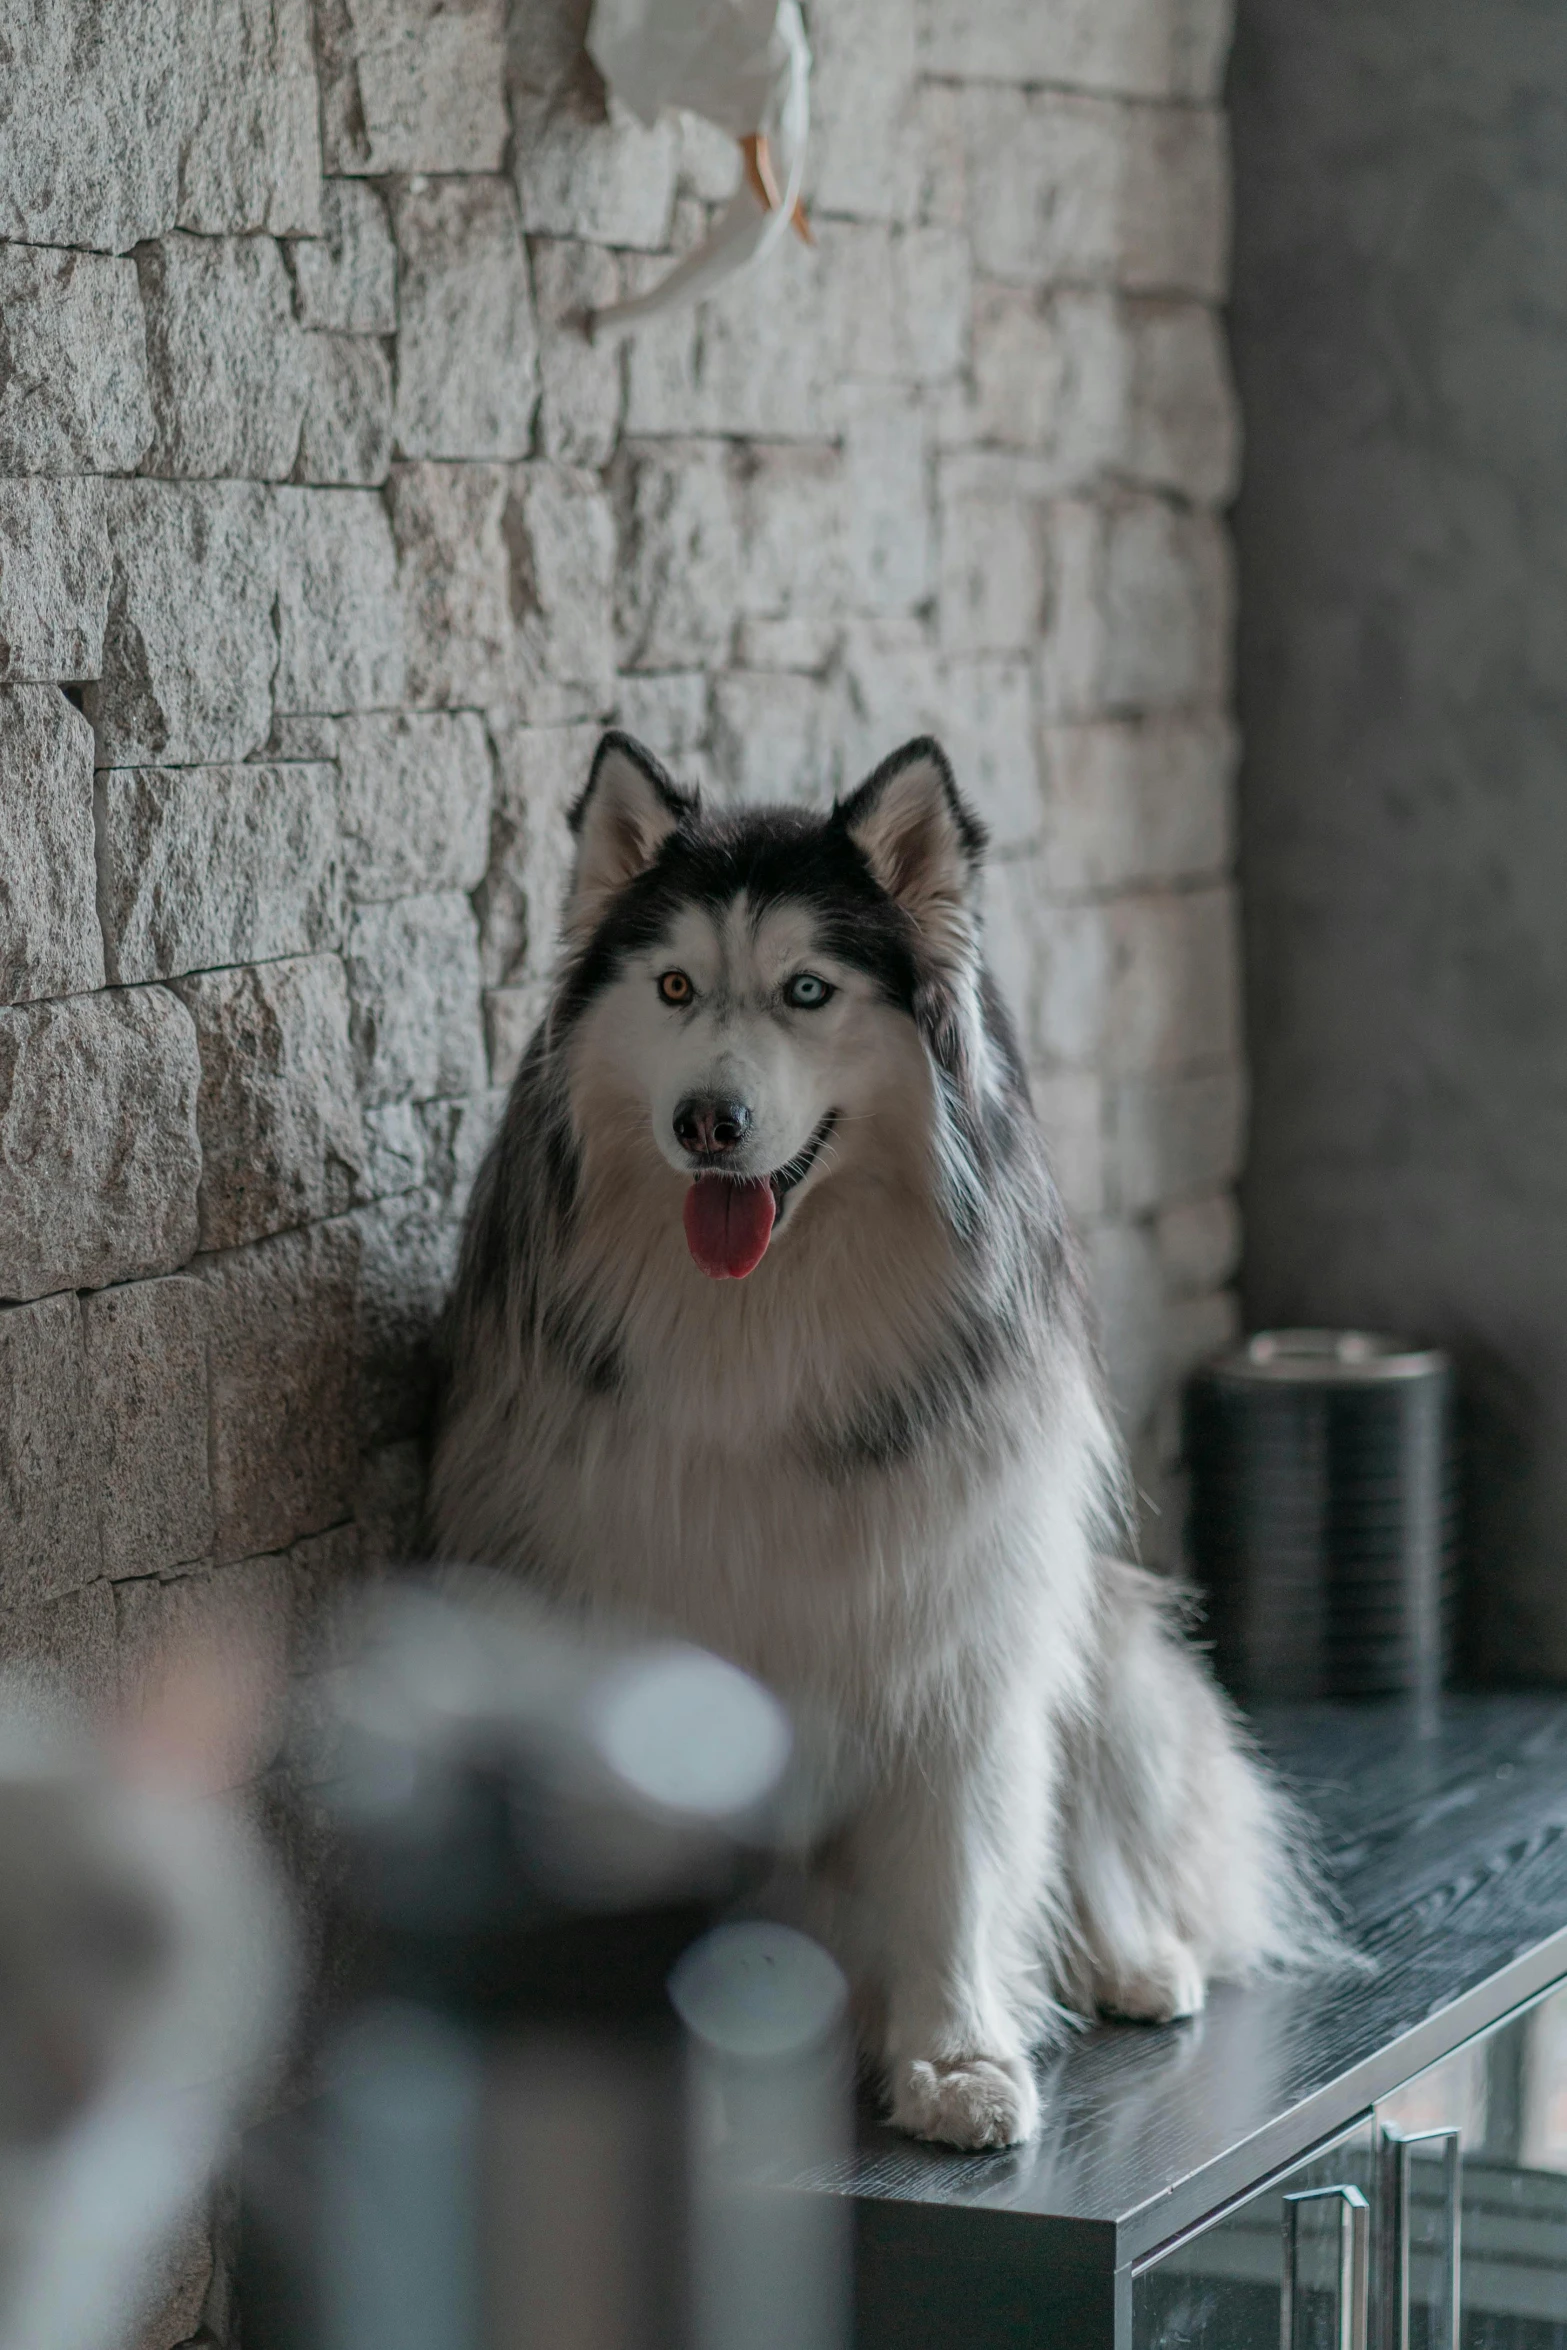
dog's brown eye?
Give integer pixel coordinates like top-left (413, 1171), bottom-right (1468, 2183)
top-left (658, 970), bottom-right (693, 1006)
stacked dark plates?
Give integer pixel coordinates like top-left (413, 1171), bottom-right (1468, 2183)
top-left (1185, 1330), bottom-right (1457, 1710)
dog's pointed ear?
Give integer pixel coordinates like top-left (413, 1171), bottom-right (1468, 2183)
top-left (836, 739), bottom-right (986, 956)
top-left (567, 732), bottom-right (694, 935)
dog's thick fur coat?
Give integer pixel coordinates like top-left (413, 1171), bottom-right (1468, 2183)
top-left (431, 733), bottom-right (1328, 2148)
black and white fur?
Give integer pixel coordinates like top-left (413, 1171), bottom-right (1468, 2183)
top-left (431, 733), bottom-right (1332, 2150)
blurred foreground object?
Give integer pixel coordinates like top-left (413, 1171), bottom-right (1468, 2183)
top-left (585, 0), bottom-right (811, 336)
top-left (0, 1673), bottom-right (292, 2350)
top-left (1186, 1331), bottom-right (1456, 1712)
top-left (241, 1582), bottom-right (851, 2350)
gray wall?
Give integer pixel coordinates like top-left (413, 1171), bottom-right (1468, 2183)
top-left (1229, 0), bottom-right (1567, 1678)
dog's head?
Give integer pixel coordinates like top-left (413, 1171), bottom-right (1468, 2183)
top-left (552, 733), bottom-right (1014, 1282)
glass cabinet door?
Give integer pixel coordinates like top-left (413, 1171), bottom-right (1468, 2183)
top-left (1132, 2121), bottom-right (1376, 2350)
top-left (1378, 1982), bottom-right (1567, 2349)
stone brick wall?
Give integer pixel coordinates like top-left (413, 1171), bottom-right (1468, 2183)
top-left (2, 0), bottom-right (1239, 1891)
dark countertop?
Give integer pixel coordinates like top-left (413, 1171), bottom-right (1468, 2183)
top-left (823, 1694), bottom-right (1567, 2266)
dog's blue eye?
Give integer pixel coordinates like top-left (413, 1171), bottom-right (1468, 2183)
top-left (785, 973), bottom-right (833, 1009)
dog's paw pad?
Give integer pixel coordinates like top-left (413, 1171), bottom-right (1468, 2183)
top-left (1098, 1942), bottom-right (1207, 2025)
top-left (890, 2055), bottom-right (1039, 2149)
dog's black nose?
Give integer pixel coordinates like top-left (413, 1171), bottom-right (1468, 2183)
top-left (674, 1096), bottom-right (752, 1156)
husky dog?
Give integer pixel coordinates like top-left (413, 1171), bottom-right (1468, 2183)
top-left (431, 733), bottom-right (1327, 2150)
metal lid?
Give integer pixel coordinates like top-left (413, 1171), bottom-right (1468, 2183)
top-left (1207, 1329), bottom-right (1450, 1385)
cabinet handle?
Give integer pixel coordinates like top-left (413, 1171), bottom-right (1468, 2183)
top-left (1378, 2125), bottom-right (1460, 2350)
top-left (1281, 2184), bottom-right (1369, 2350)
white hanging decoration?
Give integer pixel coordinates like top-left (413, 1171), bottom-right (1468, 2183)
top-left (585, 0), bottom-right (813, 339)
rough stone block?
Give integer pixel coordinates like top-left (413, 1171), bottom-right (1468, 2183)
top-left (824, 221), bottom-right (903, 387)
top-left (1105, 1063), bottom-right (1246, 1214)
top-left (176, 0), bottom-right (323, 236)
top-left (0, 478), bottom-right (109, 684)
top-left (1031, 1067), bottom-right (1106, 1221)
top-left (392, 177), bottom-right (539, 460)
top-left (807, 0), bottom-right (920, 223)
top-left (360, 1101), bottom-right (427, 1199)
top-left (532, 238), bottom-right (624, 466)
top-left (420, 1087), bottom-right (506, 1204)
top-left (289, 180), bottom-right (397, 331)
top-left (274, 488), bottom-right (405, 713)
top-left (486, 985), bottom-right (548, 1088)
top-left (298, 333), bottom-right (394, 485)
top-left (892, 225), bottom-right (972, 385)
top-left (389, 461), bottom-right (513, 707)
top-left (0, 1580), bottom-right (117, 1713)
top-left (610, 675), bottom-right (709, 769)
top-left (512, 92), bottom-right (676, 250)
top-left (0, 989), bottom-right (201, 1302)
top-left (917, 0), bottom-right (1233, 103)
top-left (507, 465), bottom-right (617, 720)
top-left (0, 247), bottom-right (152, 475)
top-left (675, 110), bottom-right (741, 204)
top-left (963, 90), bottom-right (1228, 301)
top-left (938, 660), bottom-right (1039, 850)
top-left (938, 452), bottom-right (1050, 656)
top-left (965, 287), bottom-right (1127, 484)
top-left (0, 0), bottom-right (183, 250)
top-left (0, 1295), bottom-right (96, 1610)
top-left (1156, 1191), bottom-right (1241, 1298)
top-left (91, 481), bottom-right (278, 765)
top-left (1039, 886), bottom-right (1240, 1076)
top-left (622, 230), bottom-right (831, 438)
top-left (839, 386), bottom-right (932, 616)
top-left (613, 441), bottom-right (741, 671)
top-left (711, 673), bottom-right (834, 805)
top-left (289, 1521), bottom-right (367, 1670)
top-left (116, 1555), bottom-right (295, 1783)
top-left (354, 1186), bottom-right (461, 1444)
top-left (476, 716), bottom-right (598, 989)
top-left (1085, 1217), bottom-right (1166, 1431)
top-left (200, 1219), bottom-right (359, 1559)
top-left (177, 956), bottom-right (367, 1250)
top-left (316, 0), bottom-right (508, 174)
top-left (84, 1276), bottom-right (213, 1579)
top-left (345, 894), bottom-right (488, 1105)
top-left (0, 687), bottom-right (104, 1005)
top-left (332, 710), bottom-right (493, 899)
top-left (831, 615), bottom-right (938, 783)
top-left (138, 233), bottom-right (307, 480)
top-left (1039, 715), bottom-right (1235, 892)
top-left (97, 763), bottom-right (342, 983)
top-left (1038, 497), bottom-right (1232, 721)
top-left (735, 445), bottom-right (848, 630)
top-left (1123, 300), bottom-right (1239, 503)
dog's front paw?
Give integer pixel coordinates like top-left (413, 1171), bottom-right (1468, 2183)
top-left (1096, 1938), bottom-right (1206, 2025)
top-left (889, 2054), bottom-right (1040, 2150)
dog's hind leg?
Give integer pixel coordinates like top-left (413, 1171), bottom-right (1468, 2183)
top-left (1060, 1562), bottom-right (1331, 2024)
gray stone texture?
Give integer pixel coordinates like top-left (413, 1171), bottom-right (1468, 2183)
top-left (0, 247), bottom-right (152, 476)
top-left (0, 0), bottom-right (1244, 1662)
top-left (200, 1218), bottom-right (359, 1559)
top-left (0, 688), bottom-right (104, 1005)
top-left (84, 1275), bottom-right (213, 1578)
top-left (138, 233), bottom-right (308, 480)
top-left (177, 955), bottom-right (367, 1249)
top-left (297, 331), bottom-right (395, 486)
top-left (345, 894), bottom-right (488, 1105)
top-left (392, 177), bottom-right (539, 460)
top-left (332, 711), bottom-right (494, 900)
top-left (316, 0), bottom-right (509, 174)
top-left (0, 989), bottom-right (201, 1301)
top-left (0, 478), bottom-right (110, 683)
top-left (274, 488), bottom-right (405, 712)
top-left (97, 762), bottom-right (343, 983)
top-left (289, 180), bottom-right (397, 332)
top-left (91, 481), bottom-right (278, 765)
top-left (0, 1295), bottom-right (97, 1611)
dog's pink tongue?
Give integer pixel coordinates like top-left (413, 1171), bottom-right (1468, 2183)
top-left (683, 1175), bottom-right (776, 1279)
